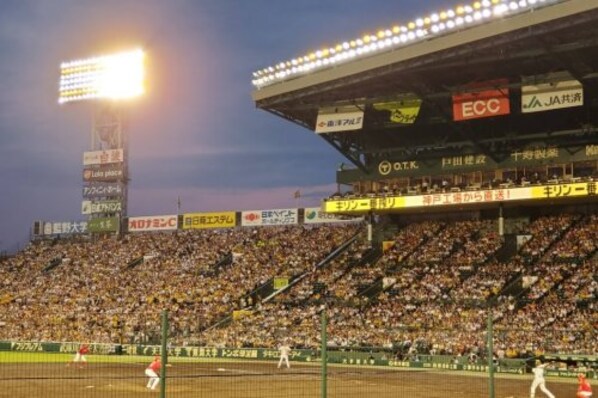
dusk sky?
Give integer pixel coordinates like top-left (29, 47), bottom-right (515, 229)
top-left (0, 0), bottom-right (453, 252)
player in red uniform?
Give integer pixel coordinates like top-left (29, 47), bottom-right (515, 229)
top-left (145, 356), bottom-right (162, 390)
top-left (67, 344), bottom-right (89, 369)
top-left (577, 373), bottom-right (592, 398)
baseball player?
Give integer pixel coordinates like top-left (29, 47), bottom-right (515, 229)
top-left (577, 373), bottom-right (592, 398)
top-left (145, 356), bottom-right (161, 390)
top-left (67, 344), bottom-right (89, 369)
top-left (277, 342), bottom-right (292, 369)
top-left (530, 360), bottom-right (555, 398)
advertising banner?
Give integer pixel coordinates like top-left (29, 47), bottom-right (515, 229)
top-left (7, 340), bottom-right (587, 378)
top-left (315, 110), bottom-right (364, 133)
top-left (324, 182), bottom-right (597, 213)
top-left (242, 209), bottom-right (298, 226)
top-left (87, 217), bottom-right (119, 233)
top-left (128, 215), bottom-right (178, 232)
top-left (531, 182), bottom-right (595, 199)
top-left (303, 207), bottom-right (363, 224)
top-left (241, 210), bottom-right (263, 227)
top-left (82, 183), bottom-right (123, 198)
top-left (324, 198), bottom-right (376, 213)
top-left (82, 166), bottom-right (124, 182)
top-left (373, 98), bottom-right (422, 124)
top-left (83, 149), bottom-right (124, 166)
top-left (82, 200), bottom-right (122, 215)
top-left (41, 221), bottom-right (88, 236)
top-left (407, 189), bottom-right (529, 208)
top-left (453, 80), bottom-right (510, 121)
top-left (182, 212), bottom-right (236, 229)
top-left (521, 79), bottom-right (583, 113)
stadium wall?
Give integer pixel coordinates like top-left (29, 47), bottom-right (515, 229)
top-left (2, 340), bottom-right (594, 379)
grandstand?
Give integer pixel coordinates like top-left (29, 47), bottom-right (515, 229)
top-left (249, 0), bottom-right (598, 392)
top-left (253, 0), bottom-right (598, 210)
top-left (1, 1), bottom-right (597, 397)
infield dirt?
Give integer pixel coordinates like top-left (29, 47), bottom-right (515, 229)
top-left (0, 361), bottom-right (578, 398)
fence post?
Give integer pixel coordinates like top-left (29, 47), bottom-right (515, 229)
top-left (487, 307), bottom-right (495, 398)
top-left (160, 310), bottom-right (169, 398)
top-left (321, 306), bottom-right (327, 398)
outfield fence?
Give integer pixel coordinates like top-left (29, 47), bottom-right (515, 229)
top-left (0, 310), bottom-right (595, 398)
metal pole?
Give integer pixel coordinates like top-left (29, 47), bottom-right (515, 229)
top-left (160, 310), bottom-right (169, 398)
top-left (321, 307), bottom-right (327, 398)
top-left (487, 307), bottom-right (495, 398)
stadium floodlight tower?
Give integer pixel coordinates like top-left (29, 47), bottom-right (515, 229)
top-left (59, 48), bottom-right (145, 237)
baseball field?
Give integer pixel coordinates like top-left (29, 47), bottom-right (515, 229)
top-left (0, 352), bottom-right (580, 398)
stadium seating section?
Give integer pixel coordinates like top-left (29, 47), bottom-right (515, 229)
top-left (0, 214), bottom-right (595, 360)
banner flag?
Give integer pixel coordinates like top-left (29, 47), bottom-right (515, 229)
top-left (373, 99), bottom-right (422, 124)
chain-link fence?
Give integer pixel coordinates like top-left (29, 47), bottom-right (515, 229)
top-left (0, 310), bottom-right (594, 398)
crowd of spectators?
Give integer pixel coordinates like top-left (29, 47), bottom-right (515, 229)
top-left (200, 214), bottom-right (596, 357)
top-left (0, 213), bottom-right (595, 359)
top-left (518, 214), bottom-right (577, 260)
top-left (273, 239), bottom-right (372, 304)
top-left (0, 224), bottom-right (358, 344)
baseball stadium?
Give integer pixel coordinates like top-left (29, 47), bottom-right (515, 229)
top-left (1, 1), bottom-right (597, 398)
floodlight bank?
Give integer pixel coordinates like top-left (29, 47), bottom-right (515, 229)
top-left (251, 0), bottom-right (562, 88)
top-left (58, 48), bottom-right (145, 104)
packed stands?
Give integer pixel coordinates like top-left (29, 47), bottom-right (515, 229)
top-left (0, 213), bottom-right (595, 358)
top-left (0, 224), bottom-right (359, 344)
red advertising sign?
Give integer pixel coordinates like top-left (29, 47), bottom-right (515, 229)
top-left (128, 215), bottom-right (178, 232)
top-left (453, 80), bottom-right (510, 121)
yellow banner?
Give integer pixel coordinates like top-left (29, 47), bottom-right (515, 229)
top-left (182, 212), bottom-right (236, 229)
top-left (232, 310), bottom-right (253, 321)
top-left (531, 182), bottom-right (594, 198)
top-left (274, 277), bottom-right (289, 290)
top-left (373, 99), bottom-right (422, 124)
top-left (324, 197), bottom-right (405, 213)
top-left (324, 182), bottom-right (596, 214)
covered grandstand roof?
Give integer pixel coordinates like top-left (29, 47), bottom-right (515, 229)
top-left (252, 0), bottom-right (598, 171)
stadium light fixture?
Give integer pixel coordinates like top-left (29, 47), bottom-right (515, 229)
top-left (59, 49), bottom-right (145, 104)
top-left (251, 0), bottom-right (564, 88)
